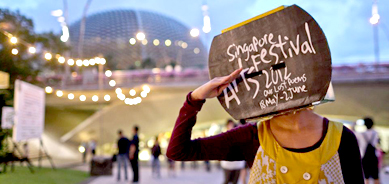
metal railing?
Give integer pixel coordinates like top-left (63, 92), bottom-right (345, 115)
top-left (42, 62), bottom-right (389, 90)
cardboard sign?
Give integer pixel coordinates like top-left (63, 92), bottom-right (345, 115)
top-left (208, 5), bottom-right (332, 120)
top-left (13, 80), bottom-right (46, 141)
top-left (1, 107), bottom-right (14, 129)
top-left (0, 71), bottom-right (10, 89)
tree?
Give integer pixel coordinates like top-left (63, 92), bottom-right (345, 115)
top-left (0, 9), bottom-right (67, 152)
top-left (141, 57), bottom-right (156, 69)
top-left (0, 8), bottom-right (67, 104)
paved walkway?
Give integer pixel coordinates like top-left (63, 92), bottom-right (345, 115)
top-left (75, 162), bottom-right (389, 184)
top-left (37, 159), bottom-right (389, 184)
top-left (87, 163), bottom-right (227, 184)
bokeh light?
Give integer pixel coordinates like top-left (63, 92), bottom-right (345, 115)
top-left (92, 95), bottom-right (99, 102)
top-left (79, 95), bottom-right (86, 101)
top-left (56, 90), bottom-right (63, 97)
top-left (45, 86), bottom-right (53, 94)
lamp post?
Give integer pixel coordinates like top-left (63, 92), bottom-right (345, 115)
top-left (51, 0), bottom-right (71, 88)
top-left (370, 0), bottom-right (380, 69)
top-left (98, 61), bottom-right (104, 153)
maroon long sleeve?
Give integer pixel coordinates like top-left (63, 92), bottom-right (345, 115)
top-left (166, 92), bottom-right (259, 167)
top-left (167, 93), bottom-right (364, 183)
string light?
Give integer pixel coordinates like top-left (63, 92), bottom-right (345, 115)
top-left (115, 88), bottom-right (122, 94)
top-left (130, 89), bottom-right (136, 96)
top-left (118, 93), bottom-right (125, 100)
top-left (105, 70), bottom-right (112, 77)
top-left (94, 57), bottom-right (100, 64)
top-left (194, 48), bottom-right (200, 54)
top-left (129, 38), bottom-right (136, 45)
top-left (153, 39), bottom-right (160, 46)
top-left (109, 80), bottom-right (116, 87)
top-left (136, 32), bottom-right (145, 40)
top-left (174, 65), bottom-right (182, 72)
top-left (92, 95), bottom-right (98, 102)
top-left (142, 39), bottom-right (148, 45)
top-left (104, 95), bottom-right (110, 101)
top-left (45, 86), bottom-right (53, 93)
top-left (11, 48), bottom-right (18, 55)
top-left (182, 42), bottom-right (188, 49)
top-left (76, 59), bottom-right (83, 66)
top-left (89, 59), bottom-right (95, 65)
top-left (79, 95), bottom-right (86, 101)
top-left (45, 53), bottom-right (52, 60)
top-left (100, 58), bottom-right (106, 65)
top-left (135, 97), bottom-right (142, 103)
top-left (50, 81), bottom-right (151, 106)
top-left (67, 59), bottom-right (75, 66)
top-left (1, 30), bottom-right (107, 68)
top-left (68, 93), bottom-right (74, 100)
top-left (165, 65), bottom-right (173, 72)
top-left (165, 39), bottom-right (171, 46)
top-left (56, 90), bottom-right (63, 97)
top-left (28, 47), bottom-right (36, 54)
top-left (58, 56), bottom-right (65, 64)
top-left (141, 91), bottom-right (147, 98)
top-left (83, 60), bottom-right (89, 66)
top-left (142, 85), bottom-right (151, 93)
top-left (10, 37), bottom-right (17, 44)
top-left (2, 32), bottom-right (197, 71)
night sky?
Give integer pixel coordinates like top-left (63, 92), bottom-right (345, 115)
top-left (1, 0), bottom-right (388, 64)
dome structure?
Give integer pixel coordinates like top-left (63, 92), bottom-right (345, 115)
top-left (69, 9), bottom-right (207, 70)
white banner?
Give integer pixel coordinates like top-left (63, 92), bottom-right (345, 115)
top-left (13, 80), bottom-right (45, 141)
top-left (1, 107), bottom-right (14, 129)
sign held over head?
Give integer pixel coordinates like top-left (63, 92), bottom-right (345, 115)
top-left (208, 5), bottom-right (333, 120)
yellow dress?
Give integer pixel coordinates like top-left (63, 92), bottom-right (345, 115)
top-left (248, 121), bottom-right (345, 184)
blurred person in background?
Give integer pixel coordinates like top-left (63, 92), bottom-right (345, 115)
top-left (204, 160), bottom-right (211, 172)
top-left (360, 117), bottom-right (380, 184)
top-left (81, 142), bottom-right (88, 163)
top-left (167, 157), bottom-right (176, 177)
top-left (117, 130), bottom-right (131, 181)
top-left (180, 161), bottom-right (186, 170)
top-left (221, 120), bottom-right (245, 184)
top-left (129, 125), bottom-right (140, 183)
top-left (151, 136), bottom-right (161, 178)
top-left (166, 138), bottom-right (176, 177)
top-left (89, 139), bottom-right (96, 157)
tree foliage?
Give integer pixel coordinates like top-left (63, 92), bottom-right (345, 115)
top-left (0, 9), bottom-right (67, 150)
top-left (0, 8), bottom-right (67, 103)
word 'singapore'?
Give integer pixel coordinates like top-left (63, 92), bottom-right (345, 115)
top-left (223, 22), bottom-right (315, 110)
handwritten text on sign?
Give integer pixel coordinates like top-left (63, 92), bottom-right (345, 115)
top-left (223, 22), bottom-right (315, 110)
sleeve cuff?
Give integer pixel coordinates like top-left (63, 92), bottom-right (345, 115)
top-left (186, 92), bottom-right (206, 110)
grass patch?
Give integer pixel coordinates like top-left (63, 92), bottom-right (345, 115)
top-left (0, 166), bottom-right (89, 184)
